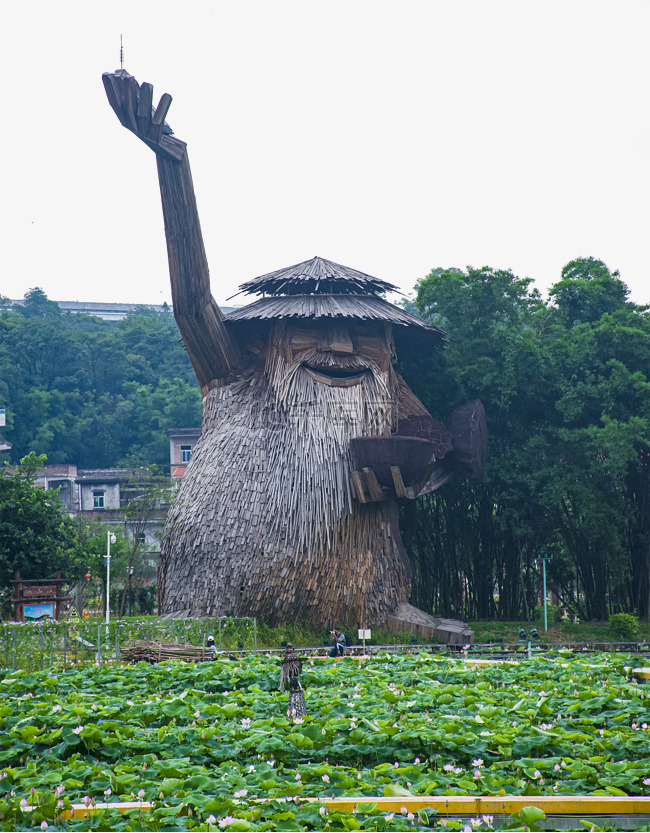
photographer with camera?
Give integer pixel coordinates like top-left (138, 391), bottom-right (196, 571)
top-left (329, 627), bottom-right (347, 657)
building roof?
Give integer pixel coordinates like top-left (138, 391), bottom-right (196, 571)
top-left (8, 300), bottom-right (238, 322)
top-left (238, 255), bottom-right (399, 297)
top-left (167, 427), bottom-right (201, 438)
top-left (75, 468), bottom-right (133, 483)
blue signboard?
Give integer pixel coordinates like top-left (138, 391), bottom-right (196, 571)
top-left (24, 603), bottom-right (54, 621)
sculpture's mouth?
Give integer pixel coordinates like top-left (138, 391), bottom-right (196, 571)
top-left (302, 363), bottom-right (370, 387)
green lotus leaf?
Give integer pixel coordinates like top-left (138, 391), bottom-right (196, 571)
top-left (383, 783), bottom-right (413, 796)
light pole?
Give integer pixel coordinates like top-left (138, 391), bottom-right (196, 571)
top-left (105, 532), bottom-right (117, 626)
top-left (541, 555), bottom-right (552, 632)
top-left (127, 566), bottom-right (134, 616)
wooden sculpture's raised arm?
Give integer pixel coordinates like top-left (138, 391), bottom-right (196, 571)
top-left (102, 70), bottom-right (240, 392)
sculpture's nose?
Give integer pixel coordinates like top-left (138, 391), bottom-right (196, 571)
top-left (320, 325), bottom-right (354, 354)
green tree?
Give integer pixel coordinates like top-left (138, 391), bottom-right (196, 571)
top-left (536, 268), bottom-right (650, 619)
top-left (119, 466), bottom-right (170, 616)
top-left (0, 452), bottom-right (77, 598)
top-left (400, 259), bottom-right (650, 621)
top-left (1, 290), bottom-right (201, 468)
top-left (66, 517), bottom-right (130, 615)
top-left (548, 257), bottom-right (629, 326)
top-left (399, 266), bottom-right (551, 620)
top-left (15, 288), bottom-right (62, 319)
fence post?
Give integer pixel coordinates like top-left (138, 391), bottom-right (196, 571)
top-left (40, 623), bottom-right (44, 671)
top-left (253, 618), bottom-right (257, 655)
top-left (218, 618), bottom-right (222, 651)
top-left (97, 623), bottom-right (102, 664)
top-left (12, 625), bottom-right (16, 672)
top-left (64, 623), bottom-right (68, 672)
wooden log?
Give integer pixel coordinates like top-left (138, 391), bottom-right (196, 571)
top-left (151, 92), bottom-right (173, 141)
top-left (390, 465), bottom-right (407, 498)
top-left (102, 74), bottom-right (129, 128)
top-left (362, 467), bottom-right (384, 502)
top-left (136, 81), bottom-right (153, 136)
top-left (350, 471), bottom-right (367, 503)
top-left (121, 73), bottom-right (140, 133)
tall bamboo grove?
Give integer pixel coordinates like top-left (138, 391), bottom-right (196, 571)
top-left (103, 71), bottom-right (485, 626)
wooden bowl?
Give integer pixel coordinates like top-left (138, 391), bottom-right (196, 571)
top-left (350, 436), bottom-right (436, 489)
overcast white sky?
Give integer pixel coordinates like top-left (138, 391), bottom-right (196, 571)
top-left (2, 0), bottom-right (649, 309)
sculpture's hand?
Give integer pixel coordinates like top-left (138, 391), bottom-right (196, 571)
top-left (102, 70), bottom-right (187, 162)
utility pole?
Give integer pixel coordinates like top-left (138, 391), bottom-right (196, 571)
top-left (541, 555), bottom-right (552, 632)
top-left (104, 531), bottom-right (117, 628)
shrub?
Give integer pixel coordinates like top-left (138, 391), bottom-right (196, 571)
top-left (609, 612), bottom-right (639, 641)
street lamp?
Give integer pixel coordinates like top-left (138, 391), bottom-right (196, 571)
top-left (104, 532), bottom-right (117, 626)
top-left (540, 555), bottom-right (552, 632)
top-left (127, 566), bottom-right (134, 616)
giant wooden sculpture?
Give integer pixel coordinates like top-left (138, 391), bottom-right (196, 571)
top-left (102, 70), bottom-right (486, 627)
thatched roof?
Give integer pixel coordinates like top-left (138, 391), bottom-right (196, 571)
top-left (238, 255), bottom-right (398, 297)
top-left (224, 294), bottom-right (447, 347)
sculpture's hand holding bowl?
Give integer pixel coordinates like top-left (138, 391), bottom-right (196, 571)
top-left (349, 400), bottom-right (486, 502)
top-left (351, 436), bottom-right (437, 489)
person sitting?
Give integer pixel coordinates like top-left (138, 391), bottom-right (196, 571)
top-left (206, 635), bottom-right (218, 659)
top-left (329, 627), bottom-right (346, 657)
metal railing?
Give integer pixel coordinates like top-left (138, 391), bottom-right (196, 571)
top-left (2, 620), bottom-right (648, 673)
top-left (0, 616), bottom-right (257, 672)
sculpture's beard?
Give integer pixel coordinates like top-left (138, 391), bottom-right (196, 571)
top-left (263, 347), bottom-right (398, 559)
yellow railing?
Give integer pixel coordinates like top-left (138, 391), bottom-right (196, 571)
top-left (33, 794), bottom-right (650, 821)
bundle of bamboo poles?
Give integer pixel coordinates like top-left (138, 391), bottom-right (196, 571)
top-left (121, 640), bottom-right (212, 664)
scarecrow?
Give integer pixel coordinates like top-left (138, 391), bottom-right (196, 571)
top-left (279, 643), bottom-right (308, 718)
top-left (102, 71), bottom-right (486, 627)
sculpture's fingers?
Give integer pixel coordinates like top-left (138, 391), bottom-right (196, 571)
top-left (151, 93), bottom-right (173, 143)
top-left (102, 73), bottom-right (130, 128)
top-left (390, 465), bottom-right (408, 498)
top-left (137, 82), bottom-right (154, 137)
top-left (121, 73), bottom-right (140, 133)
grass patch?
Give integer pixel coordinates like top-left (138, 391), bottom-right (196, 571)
top-left (470, 616), bottom-right (650, 644)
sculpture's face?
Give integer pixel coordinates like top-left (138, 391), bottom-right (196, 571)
top-left (278, 321), bottom-right (394, 388)
top-left (249, 320), bottom-right (401, 554)
top-left (262, 319), bottom-right (399, 444)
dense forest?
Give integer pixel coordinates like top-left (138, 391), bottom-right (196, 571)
top-left (1, 256), bottom-right (648, 621)
top-left (0, 289), bottom-right (202, 469)
top-left (398, 257), bottom-right (650, 623)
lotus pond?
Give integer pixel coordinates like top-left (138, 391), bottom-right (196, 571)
top-left (0, 650), bottom-right (649, 831)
